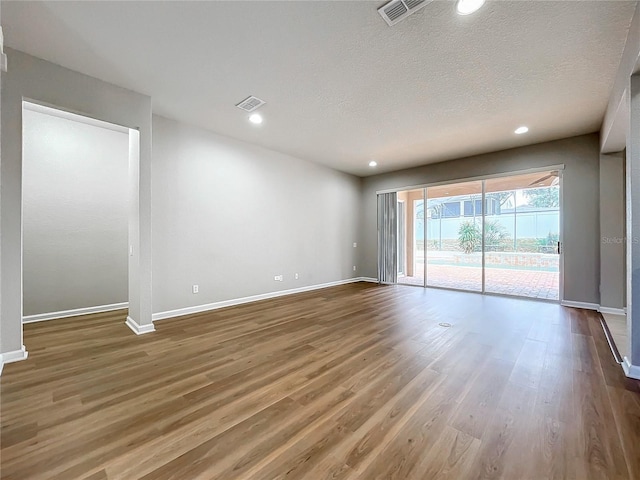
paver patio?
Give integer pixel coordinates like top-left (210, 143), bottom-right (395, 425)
top-left (398, 262), bottom-right (559, 300)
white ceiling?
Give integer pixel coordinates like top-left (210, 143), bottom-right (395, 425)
top-left (3, 1), bottom-right (637, 176)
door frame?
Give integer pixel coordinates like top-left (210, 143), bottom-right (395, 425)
top-left (380, 165), bottom-right (565, 302)
top-left (21, 101), bottom-right (134, 326)
top-left (397, 199), bottom-right (406, 276)
top-left (558, 169), bottom-right (565, 303)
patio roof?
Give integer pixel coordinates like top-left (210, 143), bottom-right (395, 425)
top-left (404, 170), bottom-right (560, 199)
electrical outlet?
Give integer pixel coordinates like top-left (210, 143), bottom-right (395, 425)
top-left (295, 273), bottom-right (299, 279)
top-left (192, 284), bottom-right (199, 294)
top-left (353, 242), bottom-right (357, 248)
top-left (353, 266), bottom-right (357, 271)
top-left (274, 275), bottom-right (283, 281)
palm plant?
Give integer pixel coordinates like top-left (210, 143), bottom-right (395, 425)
top-left (484, 220), bottom-right (510, 252)
top-left (458, 221), bottom-right (481, 253)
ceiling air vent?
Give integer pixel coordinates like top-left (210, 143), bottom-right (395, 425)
top-left (378, 0), bottom-right (432, 26)
top-left (404, 0), bottom-right (426, 9)
top-left (236, 96), bottom-right (266, 112)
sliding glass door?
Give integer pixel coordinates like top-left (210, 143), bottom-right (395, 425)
top-left (426, 181), bottom-right (483, 292)
top-left (484, 172), bottom-right (560, 300)
top-left (386, 170), bottom-right (561, 301)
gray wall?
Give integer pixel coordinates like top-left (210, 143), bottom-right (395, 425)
top-left (601, 2), bottom-right (640, 152)
top-left (1, 48), bottom-right (153, 355)
top-left (360, 134), bottom-right (601, 304)
top-left (628, 75), bottom-right (640, 367)
top-left (1, 0), bottom-right (4, 357)
top-left (22, 108), bottom-right (128, 316)
top-left (599, 151), bottom-right (626, 310)
top-left (152, 115), bottom-right (361, 314)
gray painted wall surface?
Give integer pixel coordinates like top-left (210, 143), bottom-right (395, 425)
top-left (601, 3), bottom-right (640, 152)
top-left (1, 0), bottom-right (4, 356)
top-left (599, 152), bottom-right (626, 310)
top-left (22, 108), bottom-right (128, 316)
top-left (152, 115), bottom-right (361, 314)
top-left (1, 48), bottom-right (152, 354)
top-left (360, 134), bottom-right (601, 304)
top-left (628, 75), bottom-right (640, 367)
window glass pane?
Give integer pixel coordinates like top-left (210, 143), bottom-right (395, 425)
top-left (442, 202), bottom-right (460, 218)
top-left (484, 172), bottom-right (560, 300)
top-left (426, 181), bottom-right (482, 292)
top-left (464, 200), bottom-right (474, 217)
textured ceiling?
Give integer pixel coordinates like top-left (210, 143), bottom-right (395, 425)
top-left (3, 1), bottom-right (637, 176)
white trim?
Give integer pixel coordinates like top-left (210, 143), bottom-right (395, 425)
top-left (23, 100), bottom-right (130, 134)
top-left (375, 164), bottom-right (566, 195)
top-left (397, 199), bottom-right (406, 276)
top-left (558, 169), bottom-right (564, 303)
top-left (153, 277), bottom-right (368, 322)
top-left (481, 180), bottom-right (486, 292)
top-left (0, 25), bottom-right (7, 72)
top-left (622, 356), bottom-right (640, 380)
top-left (561, 300), bottom-right (600, 310)
top-left (559, 302), bottom-right (627, 315)
top-left (0, 345), bottom-right (28, 375)
top-left (125, 316), bottom-right (155, 335)
top-left (360, 277), bottom-right (378, 283)
top-left (598, 306), bottom-right (627, 316)
top-left (23, 302), bottom-right (129, 323)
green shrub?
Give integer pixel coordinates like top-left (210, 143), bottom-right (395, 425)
top-left (484, 220), bottom-right (511, 252)
top-left (458, 220), bottom-right (512, 253)
top-left (458, 221), bottom-right (481, 254)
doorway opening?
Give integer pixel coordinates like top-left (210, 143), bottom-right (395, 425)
top-left (21, 101), bottom-right (134, 331)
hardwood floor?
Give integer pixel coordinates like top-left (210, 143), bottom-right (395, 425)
top-left (1, 282), bottom-right (640, 479)
top-left (602, 312), bottom-right (628, 359)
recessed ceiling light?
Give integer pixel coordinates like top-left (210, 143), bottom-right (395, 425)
top-left (456, 0), bottom-right (485, 15)
top-left (249, 113), bottom-right (263, 125)
top-left (514, 126), bottom-right (529, 134)
top-left (369, 161), bottom-right (377, 167)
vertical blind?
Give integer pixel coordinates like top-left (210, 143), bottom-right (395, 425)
top-left (377, 192), bottom-right (398, 284)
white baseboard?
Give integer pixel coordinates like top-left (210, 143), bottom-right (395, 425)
top-left (598, 306), bottom-right (627, 316)
top-left (561, 300), bottom-right (600, 311)
top-left (622, 356), bottom-right (640, 380)
top-left (23, 302), bottom-right (128, 323)
top-left (561, 302), bottom-right (627, 316)
top-left (153, 277), bottom-right (368, 322)
top-left (0, 345), bottom-right (28, 375)
top-left (360, 277), bottom-right (378, 283)
top-left (125, 316), bottom-right (155, 335)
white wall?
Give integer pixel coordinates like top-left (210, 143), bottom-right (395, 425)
top-left (152, 115), bottom-right (361, 315)
top-left (22, 107), bottom-right (129, 316)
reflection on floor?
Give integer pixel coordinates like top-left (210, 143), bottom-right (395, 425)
top-left (602, 312), bottom-right (628, 359)
top-left (398, 264), bottom-right (559, 300)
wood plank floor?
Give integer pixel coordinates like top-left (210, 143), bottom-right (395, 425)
top-left (2, 282), bottom-right (640, 479)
